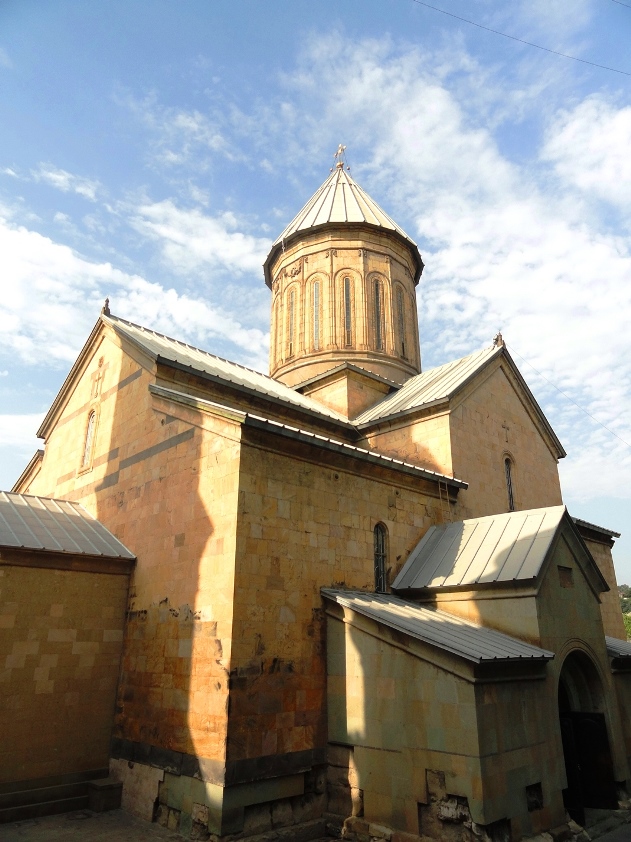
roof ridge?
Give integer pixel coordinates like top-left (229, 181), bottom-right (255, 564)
top-left (106, 313), bottom-right (278, 384)
top-left (353, 344), bottom-right (500, 426)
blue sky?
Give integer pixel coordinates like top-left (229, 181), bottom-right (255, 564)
top-left (1, 0), bottom-right (630, 578)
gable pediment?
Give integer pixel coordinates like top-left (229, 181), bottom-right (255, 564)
top-left (354, 346), bottom-right (565, 461)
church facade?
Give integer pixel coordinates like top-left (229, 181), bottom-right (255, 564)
top-left (4, 158), bottom-right (631, 841)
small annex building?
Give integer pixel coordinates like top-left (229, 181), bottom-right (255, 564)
top-left (0, 491), bottom-right (134, 820)
top-left (325, 506), bottom-right (631, 837)
top-left (3, 156), bottom-right (630, 841)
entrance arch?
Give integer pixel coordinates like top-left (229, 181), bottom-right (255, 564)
top-left (558, 650), bottom-right (618, 824)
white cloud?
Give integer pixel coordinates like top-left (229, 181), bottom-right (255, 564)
top-left (276, 36), bottom-right (631, 501)
top-left (542, 96), bottom-right (631, 212)
top-left (0, 48), bottom-right (12, 69)
top-left (116, 92), bottom-right (235, 169)
top-left (32, 164), bottom-right (100, 201)
top-left (0, 211), bottom-right (268, 370)
top-left (0, 414), bottom-right (43, 450)
top-left (130, 200), bottom-right (271, 276)
top-left (2, 167), bottom-right (18, 177)
top-left (502, 0), bottom-right (593, 44)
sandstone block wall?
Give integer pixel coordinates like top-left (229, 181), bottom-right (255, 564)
top-left (25, 327), bottom-right (242, 773)
top-left (581, 536), bottom-right (626, 640)
top-left (0, 561), bottom-right (128, 784)
top-left (449, 365), bottom-right (563, 519)
top-left (227, 431), bottom-right (441, 777)
top-left (325, 608), bottom-right (562, 840)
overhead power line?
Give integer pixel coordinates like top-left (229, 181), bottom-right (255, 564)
top-left (507, 343), bottom-right (631, 452)
top-left (407, 0), bottom-right (631, 77)
top-left (608, 0), bottom-right (631, 9)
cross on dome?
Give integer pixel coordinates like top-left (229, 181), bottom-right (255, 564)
top-left (334, 143), bottom-right (347, 169)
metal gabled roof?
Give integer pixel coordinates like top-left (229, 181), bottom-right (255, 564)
top-left (605, 636), bottom-right (631, 659)
top-left (392, 506), bottom-right (567, 592)
top-left (353, 345), bottom-right (501, 425)
top-left (353, 344), bottom-right (566, 459)
top-left (264, 165), bottom-right (424, 286)
top-left (573, 517), bottom-right (621, 539)
top-left (272, 166), bottom-right (418, 248)
top-left (322, 588), bottom-right (554, 664)
top-left (104, 314), bottom-right (352, 427)
top-left (0, 491), bottom-right (135, 559)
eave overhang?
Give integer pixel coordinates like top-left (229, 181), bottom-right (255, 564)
top-left (263, 221), bottom-right (424, 289)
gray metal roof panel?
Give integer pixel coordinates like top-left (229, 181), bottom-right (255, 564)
top-left (104, 315), bottom-right (352, 427)
top-left (321, 589), bottom-right (554, 663)
top-left (354, 346), bottom-right (501, 425)
top-left (606, 636), bottom-right (631, 658)
top-left (272, 167), bottom-right (418, 249)
top-left (573, 518), bottom-right (621, 539)
top-left (392, 506), bottom-right (567, 591)
top-left (0, 492), bottom-right (135, 559)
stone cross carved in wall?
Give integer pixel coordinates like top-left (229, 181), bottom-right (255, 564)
top-left (502, 422), bottom-right (510, 443)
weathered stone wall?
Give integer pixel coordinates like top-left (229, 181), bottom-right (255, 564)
top-left (225, 432), bottom-right (440, 800)
top-left (361, 411), bottom-right (454, 482)
top-left (449, 364), bottom-right (563, 519)
top-left (537, 531), bottom-right (630, 783)
top-left (24, 328), bottom-right (242, 813)
top-left (420, 590), bottom-right (541, 646)
top-left (581, 535), bottom-right (626, 640)
top-left (325, 607), bottom-right (560, 840)
top-left (0, 561), bottom-right (128, 784)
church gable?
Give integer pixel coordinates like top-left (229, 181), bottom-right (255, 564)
top-left (448, 353), bottom-right (564, 518)
top-left (20, 315), bottom-right (155, 500)
top-left (354, 344), bottom-right (565, 516)
top-left (392, 506), bottom-right (609, 649)
top-left (535, 517), bottom-right (610, 655)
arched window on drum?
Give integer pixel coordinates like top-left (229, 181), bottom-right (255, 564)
top-left (287, 289), bottom-right (296, 358)
top-left (312, 281), bottom-right (321, 351)
top-left (374, 279), bottom-right (385, 351)
top-left (343, 276), bottom-right (353, 347)
top-left (396, 286), bottom-right (406, 358)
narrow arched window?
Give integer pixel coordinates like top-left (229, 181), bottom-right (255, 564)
top-left (343, 276), bottom-right (353, 347)
top-left (374, 280), bottom-right (384, 351)
top-left (374, 524), bottom-right (387, 593)
top-left (396, 287), bottom-right (406, 358)
top-left (288, 289), bottom-right (296, 357)
top-left (505, 457), bottom-right (515, 511)
top-left (82, 411), bottom-right (96, 468)
top-left (274, 299), bottom-right (281, 364)
top-left (312, 281), bottom-right (320, 350)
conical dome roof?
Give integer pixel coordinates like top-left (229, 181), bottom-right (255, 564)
top-left (264, 164), bottom-right (424, 286)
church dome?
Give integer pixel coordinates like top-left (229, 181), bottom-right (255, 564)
top-left (266, 157), bottom-right (424, 391)
top-left (264, 163), bottom-right (424, 288)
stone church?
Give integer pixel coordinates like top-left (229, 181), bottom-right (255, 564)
top-left (2, 156), bottom-right (630, 841)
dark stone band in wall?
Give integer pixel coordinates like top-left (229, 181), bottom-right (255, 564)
top-left (118, 427), bottom-right (195, 470)
top-left (110, 738), bottom-right (326, 787)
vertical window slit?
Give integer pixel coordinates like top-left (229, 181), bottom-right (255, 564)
top-left (397, 287), bottom-right (406, 358)
top-left (344, 277), bottom-right (352, 347)
top-left (82, 411), bottom-right (96, 468)
top-left (313, 281), bottom-right (320, 350)
top-left (375, 280), bottom-right (383, 351)
top-left (288, 289), bottom-right (296, 357)
top-left (505, 458), bottom-right (515, 511)
top-left (374, 523), bottom-right (387, 593)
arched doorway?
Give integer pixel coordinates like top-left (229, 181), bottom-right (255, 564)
top-left (558, 650), bottom-right (618, 824)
